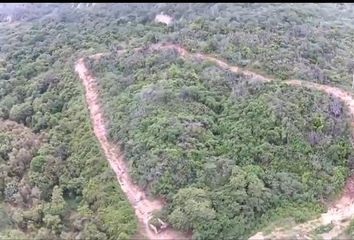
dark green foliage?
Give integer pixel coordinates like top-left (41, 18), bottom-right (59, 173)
top-left (91, 47), bottom-right (353, 238)
top-left (1, 3), bottom-right (354, 239)
top-left (0, 4), bottom-right (138, 239)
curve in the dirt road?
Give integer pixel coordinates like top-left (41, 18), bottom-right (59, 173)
top-left (250, 80), bottom-right (354, 240)
top-left (76, 43), bottom-right (354, 240)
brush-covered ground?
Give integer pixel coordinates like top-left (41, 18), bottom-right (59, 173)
top-left (1, 3), bottom-right (354, 239)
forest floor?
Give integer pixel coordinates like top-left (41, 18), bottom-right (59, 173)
top-left (75, 43), bottom-right (354, 240)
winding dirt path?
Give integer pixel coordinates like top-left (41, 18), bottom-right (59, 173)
top-left (75, 57), bottom-right (190, 240)
top-left (249, 80), bottom-right (354, 240)
top-left (75, 43), bottom-right (354, 240)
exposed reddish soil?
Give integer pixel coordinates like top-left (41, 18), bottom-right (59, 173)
top-left (75, 56), bottom-right (190, 240)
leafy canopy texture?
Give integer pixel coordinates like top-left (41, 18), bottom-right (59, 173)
top-left (1, 3), bottom-right (354, 239)
top-left (89, 47), bottom-right (353, 238)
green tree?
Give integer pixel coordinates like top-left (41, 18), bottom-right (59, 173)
top-left (169, 187), bottom-right (216, 231)
top-left (9, 102), bottom-right (33, 124)
top-left (46, 186), bottom-right (65, 216)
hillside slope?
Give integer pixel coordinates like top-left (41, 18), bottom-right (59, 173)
top-left (86, 43), bottom-right (354, 239)
top-left (1, 3), bottom-right (354, 239)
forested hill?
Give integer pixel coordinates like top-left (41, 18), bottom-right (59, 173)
top-left (1, 3), bottom-right (354, 240)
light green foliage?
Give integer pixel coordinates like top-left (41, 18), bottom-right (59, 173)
top-left (169, 187), bottom-right (216, 231)
top-left (91, 43), bottom-right (353, 238)
top-left (346, 219), bottom-right (354, 237)
top-left (0, 204), bottom-right (12, 231)
top-left (1, 3), bottom-right (354, 239)
top-left (43, 214), bottom-right (62, 234)
top-left (313, 223), bottom-right (334, 234)
top-left (44, 186), bottom-right (65, 216)
top-left (0, 3), bottom-right (138, 239)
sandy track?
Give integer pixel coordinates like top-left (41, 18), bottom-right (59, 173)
top-left (76, 43), bottom-right (354, 240)
top-left (75, 57), bottom-right (190, 240)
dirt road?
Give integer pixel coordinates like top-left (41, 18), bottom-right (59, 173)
top-left (75, 57), bottom-right (190, 240)
top-left (76, 43), bottom-right (354, 240)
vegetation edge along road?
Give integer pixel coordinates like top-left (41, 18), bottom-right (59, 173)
top-left (75, 54), bottom-right (190, 240)
top-left (75, 42), bottom-right (354, 240)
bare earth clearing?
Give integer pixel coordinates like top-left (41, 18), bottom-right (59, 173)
top-left (75, 43), bottom-right (354, 240)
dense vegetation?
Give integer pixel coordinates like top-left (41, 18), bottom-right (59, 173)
top-left (1, 3), bottom-right (354, 239)
top-left (88, 47), bottom-right (353, 238)
top-left (166, 3), bottom-right (354, 87)
top-left (0, 4), bottom-right (137, 239)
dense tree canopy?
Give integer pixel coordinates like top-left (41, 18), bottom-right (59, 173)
top-left (89, 46), bottom-right (353, 238)
top-left (1, 3), bottom-right (354, 239)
